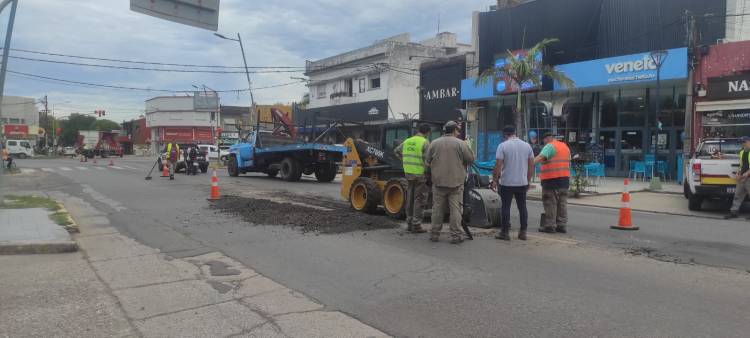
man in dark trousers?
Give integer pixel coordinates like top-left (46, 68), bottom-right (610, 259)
top-left (534, 132), bottom-right (571, 233)
top-left (425, 121), bottom-right (475, 244)
top-left (491, 126), bottom-right (535, 241)
top-left (725, 136), bottom-right (750, 219)
top-left (395, 123), bottom-right (432, 233)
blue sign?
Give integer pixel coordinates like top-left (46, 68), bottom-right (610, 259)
top-left (554, 47), bottom-right (688, 90)
top-left (494, 50), bottom-right (542, 94)
top-left (461, 78), bottom-right (494, 101)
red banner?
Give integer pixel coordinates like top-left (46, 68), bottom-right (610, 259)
top-left (4, 124), bottom-right (29, 136)
top-left (161, 127), bottom-right (194, 142)
top-left (194, 127), bottom-right (213, 142)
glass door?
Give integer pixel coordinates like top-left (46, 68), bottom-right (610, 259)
top-left (620, 129), bottom-right (646, 177)
top-left (598, 129), bottom-right (619, 175)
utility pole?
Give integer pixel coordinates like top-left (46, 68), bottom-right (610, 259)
top-left (0, 0), bottom-right (18, 141)
top-left (214, 33), bottom-right (258, 131)
top-left (684, 10), bottom-right (697, 156)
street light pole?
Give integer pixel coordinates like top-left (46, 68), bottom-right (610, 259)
top-left (0, 0), bottom-right (18, 140)
top-left (214, 33), bottom-right (257, 131)
top-left (649, 50), bottom-right (669, 191)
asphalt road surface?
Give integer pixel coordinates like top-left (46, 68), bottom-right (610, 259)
top-left (5, 156), bottom-right (750, 338)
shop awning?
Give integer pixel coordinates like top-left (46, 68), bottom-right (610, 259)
top-left (696, 99), bottom-right (750, 112)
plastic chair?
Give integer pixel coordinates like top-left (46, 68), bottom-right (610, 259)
top-left (656, 161), bottom-right (669, 181)
top-left (630, 161), bottom-right (647, 181)
top-left (644, 154), bottom-right (656, 178)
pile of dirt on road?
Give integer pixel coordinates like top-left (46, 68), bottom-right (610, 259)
top-left (212, 195), bottom-right (400, 234)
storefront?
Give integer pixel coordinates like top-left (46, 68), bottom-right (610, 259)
top-left (697, 73), bottom-right (750, 140)
top-left (463, 47), bottom-right (689, 177)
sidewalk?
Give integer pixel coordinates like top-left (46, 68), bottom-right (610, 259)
top-left (0, 191), bottom-right (389, 338)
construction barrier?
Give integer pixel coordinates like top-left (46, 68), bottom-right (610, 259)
top-left (611, 179), bottom-right (639, 231)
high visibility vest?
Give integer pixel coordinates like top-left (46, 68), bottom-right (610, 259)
top-left (167, 143), bottom-right (180, 161)
top-left (539, 140), bottom-right (571, 181)
top-left (402, 135), bottom-right (427, 175)
top-left (739, 149), bottom-right (750, 170)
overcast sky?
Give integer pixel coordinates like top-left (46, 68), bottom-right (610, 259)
top-left (2, 0), bottom-right (492, 121)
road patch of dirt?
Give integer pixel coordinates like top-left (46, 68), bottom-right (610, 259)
top-left (212, 195), bottom-right (400, 234)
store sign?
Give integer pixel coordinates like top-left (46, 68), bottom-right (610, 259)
top-left (494, 50), bottom-right (542, 95)
top-left (554, 47), bottom-right (688, 89)
top-left (221, 132), bottom-right (239, 139)
top-left (702, 109), bottom-right (750, 126)
top-left (4, 124), bottom-right (29, 136)
top-left (420, 59), bottom-right (465, 121)
top-left (707, 74), bottom-right (750, 100)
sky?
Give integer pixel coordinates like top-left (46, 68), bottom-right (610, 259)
top-left (2, 0), bottom-right (493, 122)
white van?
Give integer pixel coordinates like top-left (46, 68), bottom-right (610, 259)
top-left (5, 140), bottom-right (34, 158)
top-left (198, 144), bottom-right (219, 160)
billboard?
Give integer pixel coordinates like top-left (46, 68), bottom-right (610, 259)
top-left (554, 48), bottom-right (688, 90)
top-left (194, 91), bottom-right (219, 110)
top-left (493, 50), bottom-right (542, 95)
top-left (130, 0), bottom-right (220, 31)
top-left (4, 124), bottom-right (28, 136)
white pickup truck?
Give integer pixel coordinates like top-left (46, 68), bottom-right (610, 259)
top-left (684, 138), bottom-right (742, 211)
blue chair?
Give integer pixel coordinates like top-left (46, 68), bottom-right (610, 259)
top-left (644, 154), bottom-right (656, 178)
top-left (630, 161), bottom-right (647, 181)
top-left (585, 162), bottom-right (606, 186)
top-left (656, 161), bottom-right (669, 181)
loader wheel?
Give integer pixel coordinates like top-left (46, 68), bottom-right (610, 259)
top-left (383, 178), bottom-right (408, 219)
top-left (350, 177), bottom-right (381, 214)
top-left (314, 162), bottom-right (337, 182)
top-left (227, 156), bottom-right (239, 177)
top-left (280, 157), bottom-right (302, 182)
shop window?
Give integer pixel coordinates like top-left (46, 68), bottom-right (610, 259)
top-left (9, 118), bottom-right (20, 124)
top-left (600, 91), bottom-right (618, 128)
top-left (621, 130), bottom-right (643, 150)
top-left (317, 84), bottom-right (326, 99)
top-left (620, 89), bottom-right (647, 127)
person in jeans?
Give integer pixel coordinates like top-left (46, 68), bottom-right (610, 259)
top-left (490, 126), bottom-right (534, 241)
top-left (534, 132), bottom-right (571, 233)
top-left (725, 136), bottom-right (750, 219)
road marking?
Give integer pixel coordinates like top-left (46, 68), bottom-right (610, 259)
top-left (92, 166), bottom-right (105, 170)
top-left (110, 166), bottom-right (125, 170)
top-left (76, 167), bottom-right (89, 171)
top-left (122, 165), bottom-right (139, 170)
top-left (59, 167), bottom-right (72, 171)
top-left (20, 168), bottom-right (36, 174)
top-left (41, 168), bottom-right (55, 172)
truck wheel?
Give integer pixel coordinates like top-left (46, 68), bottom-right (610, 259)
top-left (688, 194), bottom-right (703, 211)
top-left (227, 157), bottom-right (239, 177)
top-left (383, 178), bottom-right (408, 219)
top-left (267, 169), bottom-right (279, 178)
top-left (350, 177), bottom-right (382, 214)
top-left (314, 163), bottom-right (337, 182)
top-left (280, 157), bottom-right (301, 182)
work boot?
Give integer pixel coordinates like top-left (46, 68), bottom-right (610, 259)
top-left (409, 225), bottom-right (427, 234)
top-left (724, 213), bottom-right (739, 220)
top-left (518, 231), bottom-right (527, 241)
top-left (555, 226), bottom-right (567, 234)
top-left (538, 227), bottom-right (555, 233)
top-left (495, 229), bottom-right (510, 241)
top-left (170, 175), bottom-right (174, 180)
top-left (429, 234), bottom-right (439, 242)
top-left (450, 237), bottom-right (463, 245)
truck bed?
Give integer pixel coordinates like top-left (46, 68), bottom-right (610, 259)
top-left (255, 143), bottom-right (347, 155)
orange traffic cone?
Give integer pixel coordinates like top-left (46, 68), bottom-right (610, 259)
top-left (207, 169), bottom-right (221, 201)
top-left (161, 163), bottom-right (169, 177)
top-left (611, 179), bottom-right (639, 230)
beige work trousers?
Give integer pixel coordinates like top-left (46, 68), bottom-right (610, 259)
top-left (430, 185), bottom-right (464, 240)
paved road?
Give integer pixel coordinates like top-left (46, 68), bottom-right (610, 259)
top-left (5, 156), bottom-right (750, 337)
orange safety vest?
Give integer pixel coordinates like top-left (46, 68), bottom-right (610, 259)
top-left (539, 140), bottom-right (571, 181)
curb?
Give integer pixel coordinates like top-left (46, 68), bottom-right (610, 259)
top-left (55, 205), bottom-right (80, 233)
top-left (0, 240), bottom-right (79, 254)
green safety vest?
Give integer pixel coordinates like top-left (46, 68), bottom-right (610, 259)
top-left (740, 149), bottom-right (750, 168)
top-left (402, 135), bottom-right (427, 175)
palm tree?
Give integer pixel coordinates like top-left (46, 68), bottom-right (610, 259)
top-left (476, 38), bottom-right (574, 137)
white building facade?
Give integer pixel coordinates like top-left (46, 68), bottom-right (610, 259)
top-left (145, 96), bottom-right (218, 153)
top-left (298, 33), bottom-right (471, 125)
top-left (1, 96), bottom-right (40, 144)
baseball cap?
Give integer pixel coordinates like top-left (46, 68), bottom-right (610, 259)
top-left (542, 132), bottom-right (554, 139)
top-left (741, 136), bottom-right (750, 142)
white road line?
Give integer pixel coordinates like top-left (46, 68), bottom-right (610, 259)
top-left (41, 168), bottom-right (55, 172)
top-left (122, 165), bottom-right (139, 170)
top-left (76, 167), bottom-right (89, 171)
top-left (92, 167), bottom-right (105, 170)
top-left (110, 166), bottom-right (125, 170)
top-left (20, 168), bottom-right (36, 174)
top-left (59, 167), bottom-right (72, 171)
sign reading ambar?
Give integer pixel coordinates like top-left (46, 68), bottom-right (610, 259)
top-left (554, 47), bottom-right (687, 90)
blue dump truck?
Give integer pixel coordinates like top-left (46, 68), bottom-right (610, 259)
top-left (226, 130), bottom-right (347, 182)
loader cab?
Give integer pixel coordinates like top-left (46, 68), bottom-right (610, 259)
top-left (380, 120), bottom-right (444, 158)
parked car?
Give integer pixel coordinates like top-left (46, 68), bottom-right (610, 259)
top-left (159, 145), bottom-right (209, 174)
top-left (198, 144), bottom-right (220, 160)
top-left (684, 138), bottom-right (742, 211)
top-left (5, 140), bottom-right (34, 158)
top-left (62, 146), bottom-right (77, 157)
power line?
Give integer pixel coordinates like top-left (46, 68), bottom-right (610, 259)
top-left (8, 55), bottom-right (305, 74)
top-left (7, 70), bottom-right (305, 93)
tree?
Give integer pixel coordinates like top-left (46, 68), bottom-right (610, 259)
top-left (59, 114), bottom-right (96, 146)
top-left (476, 38), bottom-right (574, 138)
top-left (90, 119), bottom-right (121, 132)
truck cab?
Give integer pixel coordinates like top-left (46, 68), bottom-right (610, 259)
top-left (685, 138), bottom-right (742, 211)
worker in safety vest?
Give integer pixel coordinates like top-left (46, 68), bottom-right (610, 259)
top-left (725, 136), bottom-right (750, 219)
top-left (2, 145), bottom-right (10, 170)
top-left (166, 142), bottom-right (180, 180)
top-left (534, 132), bottom-right (571, 233)
top-left (395, 123), bottom-right (432, 233)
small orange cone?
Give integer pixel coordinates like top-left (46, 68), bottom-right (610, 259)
top-left (161, 163), bottom-right (169, 177)
top-left (207, 169), bottom-right (221, 201)
top-left (611, 179), bottom-right (639, 230)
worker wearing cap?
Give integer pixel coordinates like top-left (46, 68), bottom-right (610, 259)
top-left (725, 136), bottom-right (750, 219)
top-left (166, 142), bottom-right (180, 180)
top-left (534, 132), bottom-right (571, 233)
top-left (395, 123), bottom-right (432, 233)
top-left (425, 121), bottom-right (475, 244)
